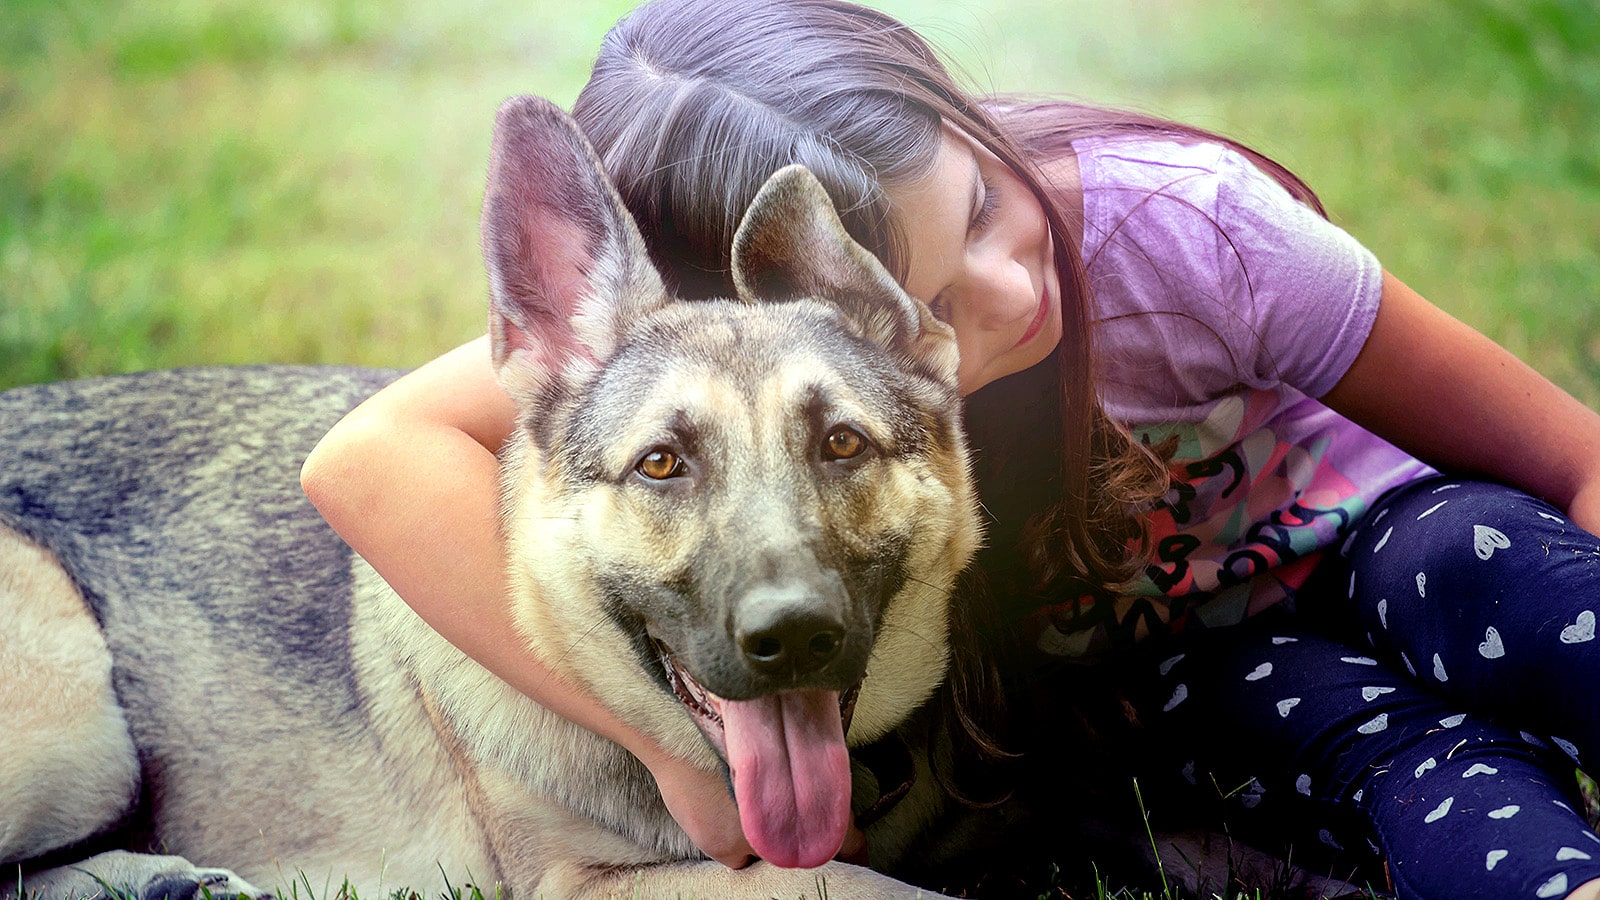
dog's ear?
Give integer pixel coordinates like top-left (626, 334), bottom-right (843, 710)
top-left (481, 95), bottom-right (668, 397)
top-left (730, 165), bottom-right (959, 385)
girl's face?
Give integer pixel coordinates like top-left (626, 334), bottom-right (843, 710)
top-left (895, 126), bottom-right (1062, 396)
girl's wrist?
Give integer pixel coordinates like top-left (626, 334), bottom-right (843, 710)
top-left (579, 704), bottom-right (675, 772)
top-left (608, 724), bottom-right (660, 765)
top-left (620, 730), bottom-right (687, 779)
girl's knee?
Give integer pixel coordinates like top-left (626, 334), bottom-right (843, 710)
top-left (1347, 479), bottom-right (1597, 638)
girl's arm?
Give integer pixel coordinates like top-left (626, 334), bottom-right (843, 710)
top-left (299, 335), bottom-right (758, 868)
top-left (1322, 271), bottom-right (1600, 533)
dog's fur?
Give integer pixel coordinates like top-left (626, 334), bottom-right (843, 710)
top-left (0, 97), bottom-right (980, 899)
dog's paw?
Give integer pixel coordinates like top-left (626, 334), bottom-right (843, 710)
top-left (21, 850), bottom-right (274, 900)
top-left (135, 867), bottom-right (269, 900)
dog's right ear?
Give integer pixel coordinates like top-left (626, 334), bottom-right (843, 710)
top-left (481, 96), bottom-right (668, 398)
top-left (730, 165), bottom-right (960, 387)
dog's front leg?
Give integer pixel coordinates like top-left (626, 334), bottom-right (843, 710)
top-left (541, 858), bottom-right (958, 900)
top-left (15, 850), bottom-right (273, 900)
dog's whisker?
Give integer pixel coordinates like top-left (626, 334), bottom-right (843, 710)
top-left (902, 573), bottom-right (958, 601)
top-left (875, 620), bottom-right (944, 654)
top-left (530, 614), bottom-right (614, 694)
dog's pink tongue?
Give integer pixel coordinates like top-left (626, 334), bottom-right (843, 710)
top-left (720, 689), bottom-right (850, 869)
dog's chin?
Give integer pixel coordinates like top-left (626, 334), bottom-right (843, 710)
top-left (650, 637), bottom-right (861, 759)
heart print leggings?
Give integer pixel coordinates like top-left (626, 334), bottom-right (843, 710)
top-left (1147, 476), bottom-right (1600, 899)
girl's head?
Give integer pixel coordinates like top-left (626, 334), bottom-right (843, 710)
top-left (571, 0), bottom-right (1071, 396)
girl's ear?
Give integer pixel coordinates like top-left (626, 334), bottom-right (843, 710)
top-left (480, 95), bottom-right (669, 399)
top-left (729, 164), bottom-right (960, 387)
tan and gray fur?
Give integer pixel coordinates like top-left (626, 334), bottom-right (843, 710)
top-left (0, 97), bottom-right (979, 900)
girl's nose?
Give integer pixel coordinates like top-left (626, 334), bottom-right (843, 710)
top-left (972, 261), bottom-right (1031, 321)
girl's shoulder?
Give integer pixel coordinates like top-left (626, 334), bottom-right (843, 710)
top-left (1071, 134), bottom-right (1292, 251)
top-left (1071, 134), bottom-right (1234, 185)
top-left (1071, 134), bottom-right (1300, 313)
top-left (1075, 134), bottom-right (1384, 411)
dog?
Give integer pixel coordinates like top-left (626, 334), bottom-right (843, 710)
top-left (0, 96), bottom-right (981, 900)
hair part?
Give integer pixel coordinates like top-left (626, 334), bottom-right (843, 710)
top-left (574, 1), bottom-right (942, 298)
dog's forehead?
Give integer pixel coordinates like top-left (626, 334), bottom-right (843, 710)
top-left (636, 300), bottom-right (885, 390)
top-left (572, 300), bottom-right (914, 441)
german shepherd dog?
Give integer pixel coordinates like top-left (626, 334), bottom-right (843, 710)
top-left (0, 98), bottom-right (979, 899)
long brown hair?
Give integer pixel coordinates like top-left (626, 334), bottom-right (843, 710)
top-left (567, 0), bottom-right (1322, 767)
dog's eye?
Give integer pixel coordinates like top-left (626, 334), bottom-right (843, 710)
top-left (636, 448), bottom-right (685, 480)
top-left (822, 426), bottom-right (868, 462)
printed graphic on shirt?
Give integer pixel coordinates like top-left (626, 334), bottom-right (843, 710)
top-left (1029, 390), bottom-right (1390, 659)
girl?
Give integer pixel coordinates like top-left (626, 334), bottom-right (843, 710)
top-left (301, 1), bottom-right (1600, 897)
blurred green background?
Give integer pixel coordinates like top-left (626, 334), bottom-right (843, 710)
top-left (2, 0), bottom-right (1597, 402)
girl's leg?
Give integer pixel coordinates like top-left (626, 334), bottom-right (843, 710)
top-left (1149, 615), bottom-right (1600, 900)
top-left (1334, 475), bottom-right (1600, 898)
top-left (1342, 476), bottom-right (1600, 764)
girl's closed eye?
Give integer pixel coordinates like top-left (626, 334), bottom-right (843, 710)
top-left (927, 173), bottom-right (1001, 322)
top-left (970, 174), bottom-right (999, 233)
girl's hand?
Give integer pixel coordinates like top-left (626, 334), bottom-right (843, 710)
top-left (644, 749), bottom-right (866, 868)
top-left (640, 750), bottom-right (757, 868)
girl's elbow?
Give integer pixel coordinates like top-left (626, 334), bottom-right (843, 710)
top-left (299, 442), bottom-right (340, 514)
top-left (300, 412), bottom-right (389, 519)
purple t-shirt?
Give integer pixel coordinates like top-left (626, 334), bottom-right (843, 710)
top-left (1026, 136), bottom-right (1435, 660)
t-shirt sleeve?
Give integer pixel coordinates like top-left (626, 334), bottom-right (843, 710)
top-left (1084, 139), bottom-right (1385, 420)
top-left (1210, 147), bottom-right (1384, 398)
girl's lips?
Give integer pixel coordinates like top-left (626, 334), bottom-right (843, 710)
top-left (1013, 281), bottom-right (1051, 350)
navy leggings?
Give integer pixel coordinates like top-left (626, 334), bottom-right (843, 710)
top-left (1146, 477), bottom-right (1600, 899)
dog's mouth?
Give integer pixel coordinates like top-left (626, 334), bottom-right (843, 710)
top-left (654, 638), bottom-right (862, 750)
top-left (651, 637), bottom-right (860, 869)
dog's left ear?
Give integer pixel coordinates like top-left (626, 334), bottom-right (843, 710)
top-left (730, 165), bottom-right (960, 386)
top-left (481, 95), bottom-right (669, 398)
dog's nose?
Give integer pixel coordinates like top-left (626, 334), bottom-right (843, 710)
top-left (734, 584), bottom-right (845, 678)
